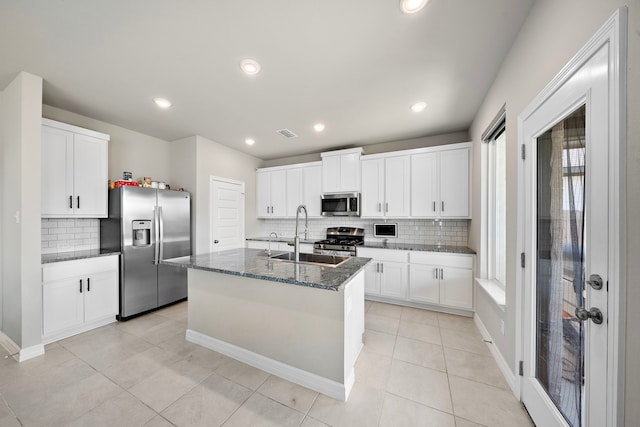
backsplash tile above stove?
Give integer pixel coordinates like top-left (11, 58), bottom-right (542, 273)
top-left (257, 218), bottom-right (469, 247)
top-left (41, 218), bottom-right (100, 254)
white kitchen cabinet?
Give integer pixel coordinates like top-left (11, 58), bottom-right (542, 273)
top-left (321, 148), bottom-right (362, 193)
top-left (41, 118), bottom-right (109, 218)
top-left (256, 169), bottom-right (287, 218)
top-left (285, 162), bottom-right (322, 218)
top-left (361, 155), bottom-right (410, 218)
top-left (358, 247), bottom-right (409, 300)
top-left (303, 164), bottom-right (322, 217)
top-left (409, 252), bottom-right (473, 310)
top-left (411, 146), bottom-right (470, 218)
top-left (42, 255), bottom-right (119, 343)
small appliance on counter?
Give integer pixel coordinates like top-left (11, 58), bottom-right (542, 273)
top-left (314, 227), bottom-right (364, 256)
top-left (373, 223), bottom-right (398, 238)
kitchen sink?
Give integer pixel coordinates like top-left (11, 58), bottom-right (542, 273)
top-left (269, 252), bottom-right (350, 267)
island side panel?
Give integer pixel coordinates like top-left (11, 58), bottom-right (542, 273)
top-left (187, 268), bottom-right (346, 383)
top-left (344, 271), bottom-right (365, 382)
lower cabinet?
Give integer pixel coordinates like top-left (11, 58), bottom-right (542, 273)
top-left (358, 248), bottom-right (409, 300)
top-left (42, 255), bottom-right (119, 343)
top-left (409, 252), bottom-right (474, 310)
top-left (359, 247), bottom-right (474, 313)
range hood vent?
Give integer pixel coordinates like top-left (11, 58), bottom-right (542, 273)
top-left (276, 128), bottom-right (298, 138)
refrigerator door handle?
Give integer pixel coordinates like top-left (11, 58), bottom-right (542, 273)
top-left (154, 206), bottom-right (160, 264)
top-left (159, 206), bottom-right (164, 261)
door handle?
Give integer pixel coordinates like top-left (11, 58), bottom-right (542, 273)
top-left (575, 307), bottom-right (604, 324)
top-left (376, 262), bottom-right (379, 273)
top-left (77, 196), bottom-right (80, 209)
top-left (587, 274), bottom-right (604, 290)
top-left (385, 202), bottom-right (388, 213)
top-left (433, 201), bottom-right (436, 212)
top-left (153, 206), bottom-right (160, 264)
top-left (380, 263), bottom-right (384, 274)
top-left (79, 279), bottom-right (83, 293)
top-left (87, 277), bottom-right (91, 292)
top-left (378, 202), bottom-right (381, 212)
top-left (214, 240), bottom-right (219, 244)
top-left (69, 196), bottom-right (73, 209)
top-left (434, 268), bottom-right (438, 279)
top-left (441, 201), bottom-right (445, 212)
top-left (440, 268), bottom-right (444, 280)
top-left (158, 206), bottom-right (164, 261)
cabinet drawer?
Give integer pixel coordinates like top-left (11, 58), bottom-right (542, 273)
top-left (357, 247), bottom-right (408, 263)
top-left (43, 255), bottom-right (119, 282)
top-left (409, 252), bottom-right (473, 269)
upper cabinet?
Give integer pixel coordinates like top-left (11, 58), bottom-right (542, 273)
top-left (361, 155), bottom-right (410, 218)
top-left (41, 118), bottom-right (110, 218)
top-left (257, 161), bottom-right (322, 219)
top-left (256, 169), bottom-right (287, 218)
top-left (321, 147), bottom-right (362, 193)
top-left (411, 144), bottom-right (471, 219)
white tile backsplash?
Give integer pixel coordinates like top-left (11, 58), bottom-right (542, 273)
top-left (41, 218), bottom-right (100, 254)
top-left (256, 218), bottom-right (469, 246)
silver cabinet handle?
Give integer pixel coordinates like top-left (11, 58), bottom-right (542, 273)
top-left (434, 268), bottom-right (438, 279)
top-left (442, 201), bottom-right (444, 212)
top-left (159, 206), bottom-right (164, 261)
top-left (376, 262), bottom-right (379, 273)
top-left (380, 263), bottom-right (384, 274)
top-left (385, 202), bottom-right (388, 213)
top-left (440, 268), bottom-right (444, 280)
top-left (378, 202), bottom-right (381, 212)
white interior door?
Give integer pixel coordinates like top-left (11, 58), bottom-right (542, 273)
top-left (210, 177), bottom-right (245, 252)
top-left (519, 17), bottom-right (620, 426)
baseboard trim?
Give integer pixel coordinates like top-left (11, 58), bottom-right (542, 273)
top-left (18, 344), bottom-right (45, 362)
top-left (0, 331), bottom-right (21, 356)
top-left (42, 315), bottom-right (117, 345)
top-left (186, 329), bottom-right (353, 401)
top-left (473, 314), bottom-right (520, 397)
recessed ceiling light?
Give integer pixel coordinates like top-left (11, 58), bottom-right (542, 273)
top-left (245, 138), bottom-right (255, 146)
top-left (400, 0), bottom-right (429, 14)
top-left (240, 59), bottom-right (261, 75)
top-left (313, 123), bottom-right (326, 132)
top-left (153, 98), bottom-right (172, 109)
top-left (411, 101), bottom-right (427, 112)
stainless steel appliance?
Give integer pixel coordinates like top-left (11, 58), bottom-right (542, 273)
top-left (373, 223), bottom-right (398, 238)
top-left (321, 193), bottom-right (360, 217)
top-left (314, 227), bottom-right (364, 256)
top-left (100, 186), bottom-right (191, 320)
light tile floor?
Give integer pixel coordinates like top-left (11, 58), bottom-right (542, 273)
top-left (0, 301), bottom-right (534, 426)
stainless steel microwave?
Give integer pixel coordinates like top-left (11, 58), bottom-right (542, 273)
top-left (321, 193), bottom-right (360, 216)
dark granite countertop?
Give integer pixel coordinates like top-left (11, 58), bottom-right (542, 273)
top-left (246, 237), bottom-right (475, 255)
top-left (42, 249), bottom-right (121, 264)
top-left (161, 248), bottom-right (372, 291)
top-left (359, 242), bottom-right (476, 255)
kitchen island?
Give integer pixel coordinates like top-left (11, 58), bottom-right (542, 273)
top-left (161, 248), bottom-right (371, 401)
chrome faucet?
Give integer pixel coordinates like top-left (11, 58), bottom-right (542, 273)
top-left (267, 231), bottom-right (278, 257)
top-left (294, 205), bottom-right (308, 262)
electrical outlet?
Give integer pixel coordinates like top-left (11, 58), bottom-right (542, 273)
top-left (500, 320), bottom-right (505, 335)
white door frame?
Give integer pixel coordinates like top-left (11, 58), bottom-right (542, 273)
top-left (209, 175), bottom-right (246, 252)
top-left (515, 8), bottom-right (626, 426)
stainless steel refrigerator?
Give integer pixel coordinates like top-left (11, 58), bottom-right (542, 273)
top-left (100, 186), bottom-right (191, 320)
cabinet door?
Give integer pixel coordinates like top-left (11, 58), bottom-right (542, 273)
top-left (256, 172), bottom-right (271, 218)
top-left (322, 155), bottom-right (340, 194)
top-left (385, 156), bottom-right (410, 217)
top-left (439, 266), bottom-right (473, 309)
top-left (408, 264), bottom-right (440, 304)
top-left (84, 270), bottom-right (118, 323)
top-left (303, 165), bottom-right (322, 217)
top-left (340, 153), bottom-right (360, 192)
top-left (411, 153), bottom-right (439, 217)
top-left (286, 168), bottom-right (304, 217)
top-left (361, 159), bottom-right (384, 217)
top-left (270, 170), bottom-right (287, 217)
top-left (379, 261), bottom-right (408, 300)
top-left (73, 133), bottom-right (108, 217)
top-left (41, 125), bottom-right (74, 216)
top-left (363, 261), bottom-right (380, 296)
top-left (42, 277), bottom-right (84, 336)
top-left (439, 149), bottom-right (469, 218)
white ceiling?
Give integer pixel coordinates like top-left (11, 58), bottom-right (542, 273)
top-left (0, 0), bottom-right (533, 160)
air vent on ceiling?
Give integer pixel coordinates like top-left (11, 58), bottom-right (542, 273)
top-left (276, 128), bottom-right (298, 139)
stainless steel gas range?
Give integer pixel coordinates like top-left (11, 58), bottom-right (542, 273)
top-left (313, 227), bottom-right (364, 257)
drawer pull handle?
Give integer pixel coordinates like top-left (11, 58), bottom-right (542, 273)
top-left (87, 278), bottom-right (91, 292)
top-left (79, 279), bottom-right (83, 293)
top-left (69, 196), bottom-right (73, 209)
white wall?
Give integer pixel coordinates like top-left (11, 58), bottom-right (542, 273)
top-left (0, 72), bottom-right (43, 349)
top-left (170, 135), bottom-right (262, 255)
top-left (468, 1), bottom-right (639, 424)
top-left (42, 105), bottom-right (172, 183)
